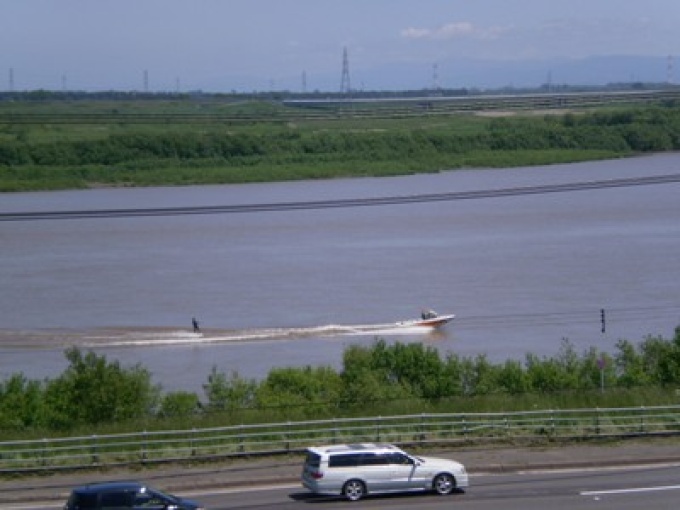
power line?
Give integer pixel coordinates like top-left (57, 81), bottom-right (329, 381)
top-left (1, 173), bottom-right (679, 222)
top-left (457, 305), bottom-right (679, 331)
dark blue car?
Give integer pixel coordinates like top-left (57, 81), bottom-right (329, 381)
top-left (63, 481), bottom-right (205, 510)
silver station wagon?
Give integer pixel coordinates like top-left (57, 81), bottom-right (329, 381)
top-left (301, 443), bottom-right (469, 501)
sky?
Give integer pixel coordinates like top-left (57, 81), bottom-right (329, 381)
top-left (2, 0), bottom-right (679, 92)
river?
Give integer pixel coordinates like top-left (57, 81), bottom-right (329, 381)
top-left (1, 154), bottom-right (679, 393)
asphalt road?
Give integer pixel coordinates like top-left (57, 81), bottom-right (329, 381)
top-left (9, 461), bottom-right (680, 510)
top-left (4, 440), bottom-right (680, 509)
top-left (188, 464), bottom-right (680, 510)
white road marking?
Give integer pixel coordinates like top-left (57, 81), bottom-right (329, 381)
top-left (517, 461), bottom-right (680, 476)
top-left (582, 484), bottom-right (680, 496)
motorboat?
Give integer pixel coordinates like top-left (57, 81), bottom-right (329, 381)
top-left (397, 310), bottom-right (454, 328)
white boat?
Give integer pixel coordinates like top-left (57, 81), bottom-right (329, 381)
top-left (397, 310), bottom-right (454, 328)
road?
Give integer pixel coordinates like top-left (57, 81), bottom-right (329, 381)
top-left (11, 463), bottom-right (680, 510)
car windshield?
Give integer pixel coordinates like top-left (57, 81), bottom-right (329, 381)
top-left (142, 487), bottom-right (180, 504)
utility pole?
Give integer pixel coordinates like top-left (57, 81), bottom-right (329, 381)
top-left (599, 308), bottom-right (606, 393)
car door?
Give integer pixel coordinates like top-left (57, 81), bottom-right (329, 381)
top-left (99, 490), bottom-right (134, 509)
top-left (356, 453), bottom-right (393, 492)
top-left (386, 452), bottom-right (421, 490)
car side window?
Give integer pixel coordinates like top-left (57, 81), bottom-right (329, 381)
top-left (387, 452), bottom-right (414, 465)
top-left (100, 490), bottom-right (133, 508)
top-left (359, 453), bottom-right (389, 466)
top-left (329, 453), bottom-right (362, 467)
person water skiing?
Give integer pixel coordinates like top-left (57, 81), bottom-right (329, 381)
top-left (192, 317), bottom-right (200, 333)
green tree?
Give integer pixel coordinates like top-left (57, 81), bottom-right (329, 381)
top-left (158, 391), bottom-right (201, 418)
top-left (256, 366), bottom-right (342, 410)
top-left (496, 359), bottom-right (529, 395)
top-left (525, 354), bottom-right (564, 393)
top-left (202, 367), bottom-right (257, 412)
top-left (615, 339), bottom-right (648, 387)
top-left (639, 334), bottom-right (680, 385)
top-left (460, 354), bottom-right (498, 395)
top-left (43, 347), bottom-right (159, 429)
top-left (0, 373), bottom-right (46, 430)
top-left (341, 342), bottom-right (412, 404)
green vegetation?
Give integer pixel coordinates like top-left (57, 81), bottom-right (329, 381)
top-left (3, 97), bottom-right (680, 191)
top-left (1, 327), bottom-right (679, 437)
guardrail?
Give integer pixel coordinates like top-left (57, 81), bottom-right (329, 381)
top-left (1, 405), bottom-right (679, 473)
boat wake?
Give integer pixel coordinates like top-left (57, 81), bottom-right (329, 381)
top-left (0, 321), bottom-right (441, 350)
top-left (94, 322), bottom-right (432, 348)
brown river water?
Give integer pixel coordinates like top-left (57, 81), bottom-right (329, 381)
top-left (1, 154), bottom-right (679, 392)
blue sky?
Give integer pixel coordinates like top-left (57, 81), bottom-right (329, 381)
top-left (2, 0), bottom-right (679, 92)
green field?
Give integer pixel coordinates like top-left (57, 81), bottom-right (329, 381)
top-left (2, 94), bottom-right (680, 191)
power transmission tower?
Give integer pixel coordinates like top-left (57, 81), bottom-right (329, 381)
top-left (667, 55), bottom-right (674, 85)
top-left (340, 47), bottom-right (351, 94)
top-left (432, 63), bottom-right (441, 94)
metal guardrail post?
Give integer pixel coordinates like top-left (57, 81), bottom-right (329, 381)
top-left (41, 438), bottom-right (48, 467)
top-left (639, 406), bottom-right (646, 434)
top-left (141, 431), bottom-right (148, 461)
top-left (191, 428), bottom-right (196, 457)
top-left (238, 425), bottom-right (244, 453)
top-left (550, 410), bottom-right (556, 437)
top-left (91, 434), bottom-right (99, 465)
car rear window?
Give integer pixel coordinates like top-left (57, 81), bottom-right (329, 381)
top-left (305, 452), bottom-right (321, 469)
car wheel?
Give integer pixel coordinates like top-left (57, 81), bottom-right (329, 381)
top-left (342, 479), bottom-right (366, 501)
top-left (433, 473), bottom-right (455, 495)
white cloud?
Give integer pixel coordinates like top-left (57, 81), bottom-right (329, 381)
top-left (401, 21), bottom-right (507, 41)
